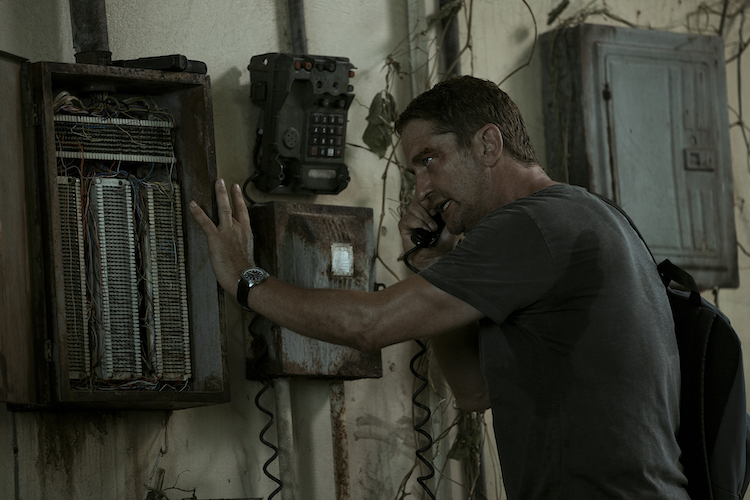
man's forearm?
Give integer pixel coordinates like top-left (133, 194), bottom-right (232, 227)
top-left (246, 275), bottom-right (381, 351)
top-left (188, 179), bottom-right (486, 356)
top-left (241, 272), bottom-right (486, 356)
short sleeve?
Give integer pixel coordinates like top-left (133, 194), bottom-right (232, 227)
top-left (419, 207), bottom-right (555, 325)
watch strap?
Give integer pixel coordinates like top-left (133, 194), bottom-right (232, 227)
top-left (237, 267), bottom-right (269, 310)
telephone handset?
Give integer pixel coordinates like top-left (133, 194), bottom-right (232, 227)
top-left (411, 212), bottom-right (446, 248)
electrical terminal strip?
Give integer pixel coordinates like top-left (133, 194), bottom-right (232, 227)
top-left (145, 183), bottom-right (192, 381)
top-left (89, 177), bottom-right (141, 380)
top-left (57, 176), bottom-right (91, 379)
top-left (54, 114), bottom-right (176, 164)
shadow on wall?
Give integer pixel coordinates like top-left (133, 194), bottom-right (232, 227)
top-left (1, 0), bottom-right (69, 62)
top-left (497, 27), bottom-right (546, 172)
top-left (210, 65), bottom-right (255, 184)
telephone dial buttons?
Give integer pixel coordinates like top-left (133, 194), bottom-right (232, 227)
top-left (308, 112), bottom-right (346, 158)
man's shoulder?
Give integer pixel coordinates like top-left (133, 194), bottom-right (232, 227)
top-left (481, 184), bottom-right (597, 227)
top-left (516, 183), bottom-right (594, 208)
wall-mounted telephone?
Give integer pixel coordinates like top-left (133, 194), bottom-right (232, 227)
top-left (411, 212), bottom-right (446, 248)
top-left (248, 53), bottom-right (355, 195)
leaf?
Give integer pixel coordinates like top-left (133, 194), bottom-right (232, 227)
top-left (385, 55), bottom-right (403, 77)
top-left (362, 122), bottom-right (392, 158)
top-left (363, 91), bottom-right (398, 158)
top-left (366, 91), bottom-right (398, 124)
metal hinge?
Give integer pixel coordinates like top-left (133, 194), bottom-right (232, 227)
top-left (23, 103), bottom-right (39, 127)
top-left (44, 340), bottom-right (52, 363)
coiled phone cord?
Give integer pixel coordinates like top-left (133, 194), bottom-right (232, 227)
top-left (248, 316), bottom-right (283, 499)
top-left (411, 339), bottom-right (436, 499)
top-left (403, 244), bottom-right (437, 497)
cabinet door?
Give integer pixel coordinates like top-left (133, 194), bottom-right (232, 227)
top-left (248, 202), bottom-right (382, 380)
top-left (0, 51), bottom-right (47, 406)
top-left (599, 35), bottom-right (736, 289)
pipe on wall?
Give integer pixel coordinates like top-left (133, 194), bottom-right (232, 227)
top-left (330, 381), bottom-right (350, 500)
top-left (439, 0), bottom-right (461, 77)
top-left (407, 0), bottom-right (429, 97)
top-left (287, 0), bottom-right (308, 54)
top-left (274, 378), bottom-right (298, 500)
top-left (68, 0), bottom-right (112, 65)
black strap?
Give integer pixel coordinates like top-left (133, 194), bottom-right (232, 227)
top-left (592, 193), bottom-right (702, 304)
top-left (657, 259), bottom-right (702, 305)
top-left (657, 259), bottom-right (698, 291)
top-left (591, 193), bottom-right (654, 260)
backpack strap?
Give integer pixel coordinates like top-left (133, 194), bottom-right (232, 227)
top-left (592, 192), bottom-right (714, 497)
top-left (591, 192), bottom-right (655, 260)
top-left (657, 259), bottom-right (702, 307)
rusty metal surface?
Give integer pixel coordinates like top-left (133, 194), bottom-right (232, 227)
top-left (330, 380), bottom-right (350, 500)
top-left (247, 201), bottom-right (383, 380)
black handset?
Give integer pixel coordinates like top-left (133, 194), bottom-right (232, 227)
top-left (411, 213), bottom-right (446, 248)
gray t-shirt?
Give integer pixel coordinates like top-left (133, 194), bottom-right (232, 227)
top-left (421, 184), bottom-right (689, 499)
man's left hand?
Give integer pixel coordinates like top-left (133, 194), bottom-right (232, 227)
top-left (189, 178), bottom-right (256, 296)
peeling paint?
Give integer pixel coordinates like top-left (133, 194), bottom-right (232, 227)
top-left (330, 381), bottom-right (349, 500)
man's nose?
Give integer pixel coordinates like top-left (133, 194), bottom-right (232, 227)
top-left (415, 174), bottom-right (432, 202)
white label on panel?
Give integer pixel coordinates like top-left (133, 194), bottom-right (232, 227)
top-left (331, 243), bottom-right (354, 277)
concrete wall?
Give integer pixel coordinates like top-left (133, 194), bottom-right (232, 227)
top-left (0, 0), bottom-right (748, 499)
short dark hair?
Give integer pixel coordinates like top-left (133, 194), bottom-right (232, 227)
top-left (395, 76), bottom-right (538, 165)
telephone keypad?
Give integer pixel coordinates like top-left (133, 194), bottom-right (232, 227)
top-left (308, 112), bottom-right (345, 158)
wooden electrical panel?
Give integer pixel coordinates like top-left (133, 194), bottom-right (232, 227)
top-left (0, 51), bottom-right (229, 410)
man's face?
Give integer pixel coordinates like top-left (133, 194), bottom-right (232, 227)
top-left (401, 119), bottom-right (491, 234)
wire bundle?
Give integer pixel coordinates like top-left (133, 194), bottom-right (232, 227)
top-left (54, 90), bottom-right (191, 392)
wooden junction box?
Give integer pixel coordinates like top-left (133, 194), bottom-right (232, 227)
top-left (0, 52), bottom-right (229, 410)
top-left (247, 202), bottom-right (382, 380)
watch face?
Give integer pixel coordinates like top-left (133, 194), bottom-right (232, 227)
top-left (242, 268), bottom-right (268, 286)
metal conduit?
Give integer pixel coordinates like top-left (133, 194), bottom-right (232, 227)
top-left (68, 0), bottom-right (112, 65)
top-left (288, 0), bottom-right (308, 54)
top-left (439, 0), bottom-right (461, 77)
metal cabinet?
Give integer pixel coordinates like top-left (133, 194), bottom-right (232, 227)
top-left (247, 202), bottom-right (382, 380)
top-left (541, 24), bottom-right (738, 289)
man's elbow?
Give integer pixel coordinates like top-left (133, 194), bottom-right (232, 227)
top-left (340, 308), bottom-right (390, 353)
top-left (349, 324), bottom-right (392, 353)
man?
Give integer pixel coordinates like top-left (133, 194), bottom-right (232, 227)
top-left (189, 76), bottom-right (689, 499)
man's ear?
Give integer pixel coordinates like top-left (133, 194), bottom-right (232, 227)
top-left (474, 123), bottom-right (503, 166)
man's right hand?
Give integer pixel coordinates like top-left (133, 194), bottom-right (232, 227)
top-left (397, 200), bottom-right (460, 271)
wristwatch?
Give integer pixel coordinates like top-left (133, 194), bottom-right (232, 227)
top-left (236, 267), bottom-right (270, 309)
